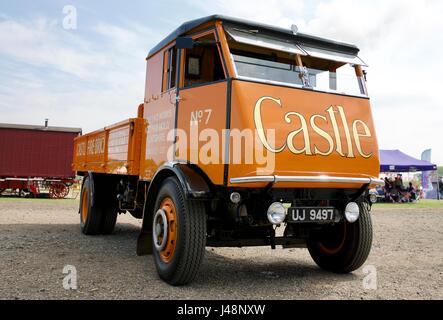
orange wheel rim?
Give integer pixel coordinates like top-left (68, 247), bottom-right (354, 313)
top-left (318, 220), bottom-right (347, 255)
top-left (159, 197), bottom-right (178, 263)
top-left (81, 188), bottom-right (89, 223)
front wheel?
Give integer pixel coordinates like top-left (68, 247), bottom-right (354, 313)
top-left (152, 177), bottom-right (206, 286)
top-left (307, 202), bottom-right (372, 273)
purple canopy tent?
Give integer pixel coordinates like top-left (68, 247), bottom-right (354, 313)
top-left (379, 150), bottom-right (437, 172)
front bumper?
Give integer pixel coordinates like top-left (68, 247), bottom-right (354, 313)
top-left (230, 175), bottom-right (385, 187)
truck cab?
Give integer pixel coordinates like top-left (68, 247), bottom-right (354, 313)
top-left (73, 15), bottom-right (383, 286)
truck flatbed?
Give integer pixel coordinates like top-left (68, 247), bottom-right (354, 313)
top-left (72, 118), bottom-right (146, 176)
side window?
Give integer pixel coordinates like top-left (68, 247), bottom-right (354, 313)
top-left (163, 46), bottom-right (177, 91)
top-left (184, 33), bottom-right (225, 88)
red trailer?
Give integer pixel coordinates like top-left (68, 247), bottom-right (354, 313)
top-left (0, 123), bottom-right (82, 198)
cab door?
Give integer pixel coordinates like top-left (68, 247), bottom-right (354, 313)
top-left (175, 30), bottom-right (228, 185)
top-left (141, 46), bottom-right (178, 180)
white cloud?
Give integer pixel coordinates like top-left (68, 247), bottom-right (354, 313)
top-left (192, 0), bottom-right (443, 164)
top-left (0, 16), bottom-right (155, 132)
top-left (0, 1), bottom-right (442, 166)
top-left (93, 22), bottom-right (156, 57)
top-left (0, 17), bottom-right (102, 78)
top-left (189, 0), bottom-right (309, 28)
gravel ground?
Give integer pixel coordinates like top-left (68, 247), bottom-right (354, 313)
top-left (0, 198), bottom-right (442, 300)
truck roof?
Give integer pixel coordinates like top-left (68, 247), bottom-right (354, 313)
top-left (148, 14), bottom-right (360, 58)
top-left (0, 123), bottom-right (82, 134)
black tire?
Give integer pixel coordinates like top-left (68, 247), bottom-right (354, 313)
top-left (129, 207), bottom-right (144, 219)
top-left (307, 202), bottom-right (372, 273)
top-left (80, 176), bottom-right (103, 235)
top-left (101, 205), bottom-right (118, 235)
top-left (152, 177), bottom-right (206, 286)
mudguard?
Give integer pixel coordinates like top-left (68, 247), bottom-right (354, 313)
top-left (136, 162), bottom-right (212, 256)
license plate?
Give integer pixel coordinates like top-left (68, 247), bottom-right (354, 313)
top-left (288, 207), bottom-right (336, 223)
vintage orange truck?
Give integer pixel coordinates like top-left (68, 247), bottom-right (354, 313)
top-left (72, 15), bottom-right (384, 285)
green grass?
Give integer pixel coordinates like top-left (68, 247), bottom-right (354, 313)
top-left (0, 197), bottom-right (79, 204)
top-left (373, 199), bottom-right (443, 209)
top-left (1, 196), bottom-right (441, 209)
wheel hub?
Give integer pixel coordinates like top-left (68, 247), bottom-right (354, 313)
top-left (152, 197), bottom-right (178, 264)
top-left (153, 209), bottom-right (168, 252)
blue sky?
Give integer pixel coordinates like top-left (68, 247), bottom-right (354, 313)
top-left (0, 0), bottom-right (442, 164)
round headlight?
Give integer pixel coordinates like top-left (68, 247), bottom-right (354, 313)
top-left (230, 192), bottom-right (241, 204)
top-left (267, 202), bottom-right (287, 225)
top-left (369, 193), bottom-right (377, 204)
top-left (345, 202), bottom-right (360, 223)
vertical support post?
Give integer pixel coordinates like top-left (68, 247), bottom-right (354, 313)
top-left (215, 21), bottom-right (236, 78)
top-left (329, 67), bottom-right (337, 91)
top-left (355, 65), bottom-right (368, 95)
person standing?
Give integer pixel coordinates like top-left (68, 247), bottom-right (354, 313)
top-left (407, 182), bottom-right (416, 202)
top-left (439, 177), bottom-right (443, 199)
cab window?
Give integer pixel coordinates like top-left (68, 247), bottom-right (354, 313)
top-left (183, 33), bottom-right (225, 88)
top-left (163, 46), bottom-right (177, 91)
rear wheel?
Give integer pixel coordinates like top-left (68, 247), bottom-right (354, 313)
top-left (80, 176), bottom-right (103, 235)
top-left (307, 202), bottom-right (372, 273)
top-left (152, 177), bottom-right (206, 286)
top-left (101, 204), bottom-right (118, 235)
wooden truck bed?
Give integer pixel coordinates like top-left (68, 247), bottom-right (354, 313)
top-left (72, 118), bottom-right (146, 176)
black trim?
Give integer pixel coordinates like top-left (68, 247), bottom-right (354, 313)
top-left (223, 78), bottom-right (233, 186)
top-left (173, 49), bottom-right (182, 161)
top-left (180, 78), bottom-right (227, 91)
top-left (148, 15), bottom-right (360, 59)
top-left (179, 29), bottom-right (227, 90)
top-left (234, 77), bottom-right (370, 100)
top-left (160, 51), bottom-right (165, 93)
top-left (353, 183), bottom-right (370, 202)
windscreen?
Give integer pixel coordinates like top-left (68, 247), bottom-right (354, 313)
top-left (226, 26), bottom-right (368, 97)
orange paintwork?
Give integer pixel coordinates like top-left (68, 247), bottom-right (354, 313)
top-left (228, 80), bottom-right (380, 188)
top-left (139, 44), bottom-right (177, 180)
top-left (81, 187), bottom-right (88, 223)
top-left (140, 86), bottom-right (177, 180)
top-left (175, 81), bottom-right (228, 185)
top-left (145, 51), bottom-right (164, 103)
top-left (74, 18), bottom-right (381, 191)
top-left (72, 118), bottom-right (146, 176)
top-left (159, 197), bottom-right (178, 263)
top-left (215, 21), bottom-right (235, 77)
top-left (139, 29), bottom-right (228, 182)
